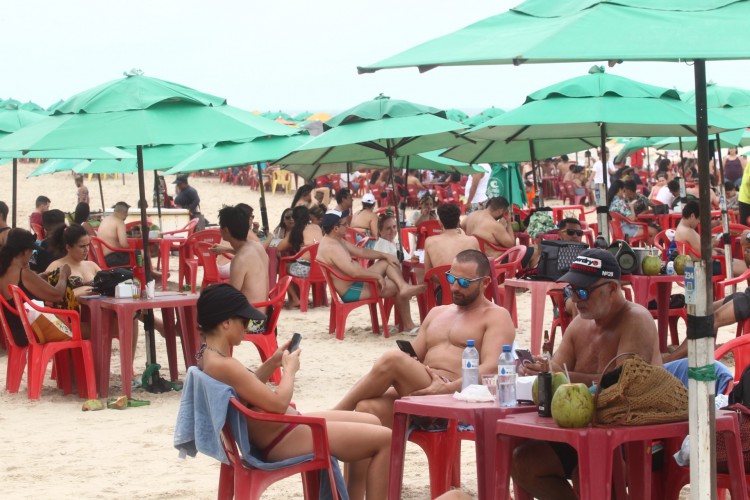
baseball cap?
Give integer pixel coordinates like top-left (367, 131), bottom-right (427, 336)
top-left (197, 283), bottom-right (265, 331)
top-left (557, 249), bottom-right (621, 287)
top-left (172, 175), bottom-right (188, 184)
top-left (321, 212), bottom-right (342, 231)
top-left (362, 193), bottom-right (376, 204)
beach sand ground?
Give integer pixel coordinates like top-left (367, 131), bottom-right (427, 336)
top-left (0, 162), bottom-right (733, 498)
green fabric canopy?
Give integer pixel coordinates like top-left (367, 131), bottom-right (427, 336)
top-left (463, 107), bottom-right (505, 128)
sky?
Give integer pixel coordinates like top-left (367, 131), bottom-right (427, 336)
top-left (4, 0), bottom-right (750, 116)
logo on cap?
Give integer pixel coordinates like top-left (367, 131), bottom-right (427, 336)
top-left (571, 256), bottom-right (602, 272)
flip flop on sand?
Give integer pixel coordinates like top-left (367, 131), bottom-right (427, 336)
top-left (405, 326), bottom-right (420, 336)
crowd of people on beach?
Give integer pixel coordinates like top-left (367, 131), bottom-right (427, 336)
top-left (2, 152), bottom-right (750, 499)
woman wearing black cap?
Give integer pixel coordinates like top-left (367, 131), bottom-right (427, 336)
top-left (196, 284), bottom-right (391, 499)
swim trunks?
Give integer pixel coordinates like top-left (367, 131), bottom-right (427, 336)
top-left (342, 281), bottom-right (365, 303)
top-left (105, 251), bottom-right (132, 268)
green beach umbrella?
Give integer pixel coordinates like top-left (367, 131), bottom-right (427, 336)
top-left (279, 94), bottom-right (468, 254)
top-left (0, 71), bottom-right (296, 391)
top-left (444, 108), bottom-right (469, 123)
top-left (292, 111), bottom-right (313, 122)
top-left (358, 1), bottom-right (750, 490)
top-left (463, 107), bottom-right (505, 128)
top-left (262, 110), bottom-right (293, 121)
top-left (28, 158), bottom-right (89, 177)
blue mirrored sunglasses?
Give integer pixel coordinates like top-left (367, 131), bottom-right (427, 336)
top-left (564, 282), bottom-right (610, 301)
top-left (445, 271), bottom-right (486, 288)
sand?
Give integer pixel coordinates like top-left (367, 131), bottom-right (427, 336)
top-left (0, 161), bottom-right (735, 499)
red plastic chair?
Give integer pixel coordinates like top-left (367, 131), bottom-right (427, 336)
top-left (177, 229), bottom-right (222, 292)
top-left (416, 219), bottom-right (443, 250)
top-left (369, 185), bottom-right (393, 208)
top-left (487, 244), bottom-right (527, 307)
top-left (562, 182), bottom-right (587, 206)
top-left (408, 420), bottom-right (463, 498)
top-left (712, 223), bottom-right (750, 260)
top-left (157, 217), bottom-right (199, 270)
top-left (317, 262), bottom-right (389, 340)
top-left (244, 276), bottom-right (292, 385)
top-left (219, 397), bottom-right (338, 500)
top-left (610, 212), bottom-right (649, 247)
top-left (193, 242), bottom-right (231, 289)
top-left (89, 236), bottom-right (136, 270)
top-left (405, 185), bottom-right (420, 208)
top-left (278, 244), bottom-right (328, 312)
top-left (9, 285), bottom-right (97, 400)
top-left (424, 265), bottom-right (453, 311)
top-left (473, 235), bottom-right (508, 256)
top-left (0, 294), bottom-right (27, 393)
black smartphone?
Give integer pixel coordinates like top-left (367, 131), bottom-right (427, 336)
top-left (288, 333), bottom-right (302, 353)
top-left (515, 349), bottom-right (534, 365)
top-left (396, 340), bottom-right (418, 359)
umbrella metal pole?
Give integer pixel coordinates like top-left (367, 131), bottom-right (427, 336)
top-left (679, 137), bottom-right (686, 177)
top-left (257, 163), bottom-right (269, 234)
top-left (97, 174), bottom-right (105, 212)
top-left (154, 170), bottom-right (163, 231)
top-left (11, 158), bottom-right (17, 227)
top-left (599, 125), bottom-right (611, 242)
top-left (137, 145), bottom-right (159, 387)
top-left (387, 144), bottom-right (404, 262)
top-left (715, 134), bottom-right (734, 292)
top-left (688, 59), bottom-right (717, 500)
top-left (529, 141), bottom-right (543, 208)
top-left (346, 162), bottom-right (352, 191)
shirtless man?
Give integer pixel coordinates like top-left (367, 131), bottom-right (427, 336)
top-left (425, 203), bottom-right (480, 274)
top-left (333, 250), bottom-right (514, 427)
top-left (461, 196), bottom-right (515, 256)
top-left (675, 200), bottom-right (747, 276)
top-left (218, 205), bottom-right (269, 332)
top-left (97, 201), bottom-right (132, 268)
top-left (316, 211), bottom-right (424, 333)
top-left (512, 249), bottom-right (661, 499)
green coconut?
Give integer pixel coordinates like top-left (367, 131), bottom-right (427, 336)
top-left (641, 255), bottom-right (662, 276)
top-left (673, 254), bottom-right (689, 275)
top-left (551, 383), bottom-right (595, 428)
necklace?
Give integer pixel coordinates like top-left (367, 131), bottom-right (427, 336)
top-left (204, 345), bottom-right (228, 357)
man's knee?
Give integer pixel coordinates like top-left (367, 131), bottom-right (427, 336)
top-left (373, 349), bottom-right (409, 374)
top-left (511, 440), bottom-right (563, 483)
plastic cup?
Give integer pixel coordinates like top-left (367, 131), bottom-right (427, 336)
top-left (482, 375), bottom-right (497, 397)
top-left (131, 282), bottom-right (141, 299)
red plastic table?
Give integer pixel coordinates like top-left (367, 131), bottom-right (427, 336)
top-left (551, 205), bottom-right (585, 223)
top-left (128, 236), bottom-right (185, 291)
top-left (389, 395), bottom-right (535, 500)
top-left (80, 292), bottom-right (199, 397)
top-left (493, 411), bottom-right (746, 500)
top-left (503, 278), bottom-right (567, 355)
top-left (621, 274), bottom-right (682, 353)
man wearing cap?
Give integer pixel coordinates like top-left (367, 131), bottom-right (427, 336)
top-left (316, 211), bottom-right (425, 333)
top-left (461, 196), bottom-right (515, 257)
top-left (97, 201), bottom-right (133, 268)
top-left (350, 192), bottom-right (379, 239)
top-left (511, 249), bottom-right (661, 500)
top-left (218, 205), bottom-right (269, 333)
top-left (173, 175), bottom-right (201, 219)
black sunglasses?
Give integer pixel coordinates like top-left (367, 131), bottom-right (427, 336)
top-left (565, 229), bottom-right (584, 237)
top-left (564, 282), bottom-right (610, 301)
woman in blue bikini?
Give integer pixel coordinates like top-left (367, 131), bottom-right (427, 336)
top-left (197, 284), bottom-right (391, 500)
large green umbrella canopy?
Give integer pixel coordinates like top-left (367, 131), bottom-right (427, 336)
top-left (444, 108), bottom-right (469, 123)
top-left (682, 82), bottom-right (750, 125)
top-left (488, 163), bottom-right (528, 208)
top-left (357, 1), bottom-right (750, 493)
top-left (0, 72), bottom-right (296, 391)
top-left (463, 107), bottom-right (505, 128)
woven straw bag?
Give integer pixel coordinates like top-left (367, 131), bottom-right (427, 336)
top-left (594, 353), bottom-right (689, 426)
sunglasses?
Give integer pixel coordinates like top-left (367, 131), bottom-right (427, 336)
top-left (564, 281), bottom-right (610, 301)
top-left (565, 229), bottom-right (584, 237)
top-left (233, 316), bottom-right (251, 329)
top-left (445, 271), bottom-right (486, 288)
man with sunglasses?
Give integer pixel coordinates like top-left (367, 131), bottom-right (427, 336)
top-left (557, 217), bottom-right (584, 242)
top-left (334, 250), bottom-right (514, 427)
top-left (461, 196), bottom-right (515, 257)
top-left (317, 211), bottom-right (425, 334)
top-left (512, 249), bottom-right (661, 499)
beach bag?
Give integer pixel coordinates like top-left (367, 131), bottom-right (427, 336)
top-left (594, 353), bottom-right (689, 427)
top-left (536, 240), bottom-right (588, 281)
top-left (92, 268), bottom-right (134, 296)
top-left (24, 300), bottom-right (72, 344)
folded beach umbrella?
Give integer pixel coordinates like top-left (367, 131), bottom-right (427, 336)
top-left (358, 0), bottom-right (750, 488)
top-left (278, 94), bottom-right (468, 253)
top-left (0, 70), bottom-right (297, 390)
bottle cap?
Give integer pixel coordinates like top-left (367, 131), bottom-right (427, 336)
top-left (502, 344), bottom-right (511, 352)
top-left (466, 340), bottom-right (475, 347)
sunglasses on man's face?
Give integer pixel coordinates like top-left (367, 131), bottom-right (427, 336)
top-left (445, 271), bottom-right (486, 288)
top-left (564, 281), bottom-right (610, 301)
top-left (565, 229), bottom-right (584, 237)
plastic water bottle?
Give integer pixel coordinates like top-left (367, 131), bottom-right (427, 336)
top-left (497, 345), bottom-right (517, 407)
top-left (666, 261), bottom-right (675, 276)
top-left (461, 340), bottom-right (480, 391)
top-left (667, 236), bottom-right (678, 262)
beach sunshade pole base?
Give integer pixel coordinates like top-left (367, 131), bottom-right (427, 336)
top-left (715, 134), bottom-right (734, 290)
top-left (11, 158), bottom-right (17, 227)
top-left (529, 141), bottom-right (543, 208)
top-left (688, 59), bottom-right (717, 498)
top-left (136, 145), bottom-right (159, 390)
top-left (97, 174), bottom-right (105, 212)
top-left (257, 163), bottom-right (269, 234)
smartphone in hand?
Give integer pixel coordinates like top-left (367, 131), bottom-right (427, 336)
top-left (396, 340), bottom-right (418, 359)
top-left (515, 349), bottom-right (534, 365)
top-left (288, 333), bottom-right (302, 353)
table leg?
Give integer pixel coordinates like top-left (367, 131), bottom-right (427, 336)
top-left (494, 435), bottom-right (515, 500)
top-left (625, 441), bottom-right (652, 500)
top-left (388, 412), bottom-right (408, 499)
top-left (475, 411), bottom-right (496, 500)
top-left (87, 301), bottom-right (110, 398)
top-left (576, 437), bottom-right (613, 500)
top-left (656, 283), bottom-right (671, 353)
top-left (117, 306), bottom-right (135, 398)
top-left (504, 285), bottom-right (517, 326)
top-left (162, 308), bottom-right (178, 381)
top-left (529, 287), bottom-right (548, 355)
top-left (160, 241), bottom-right (170, 291)
top-left (178, 305), bottom-right (199, 368)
